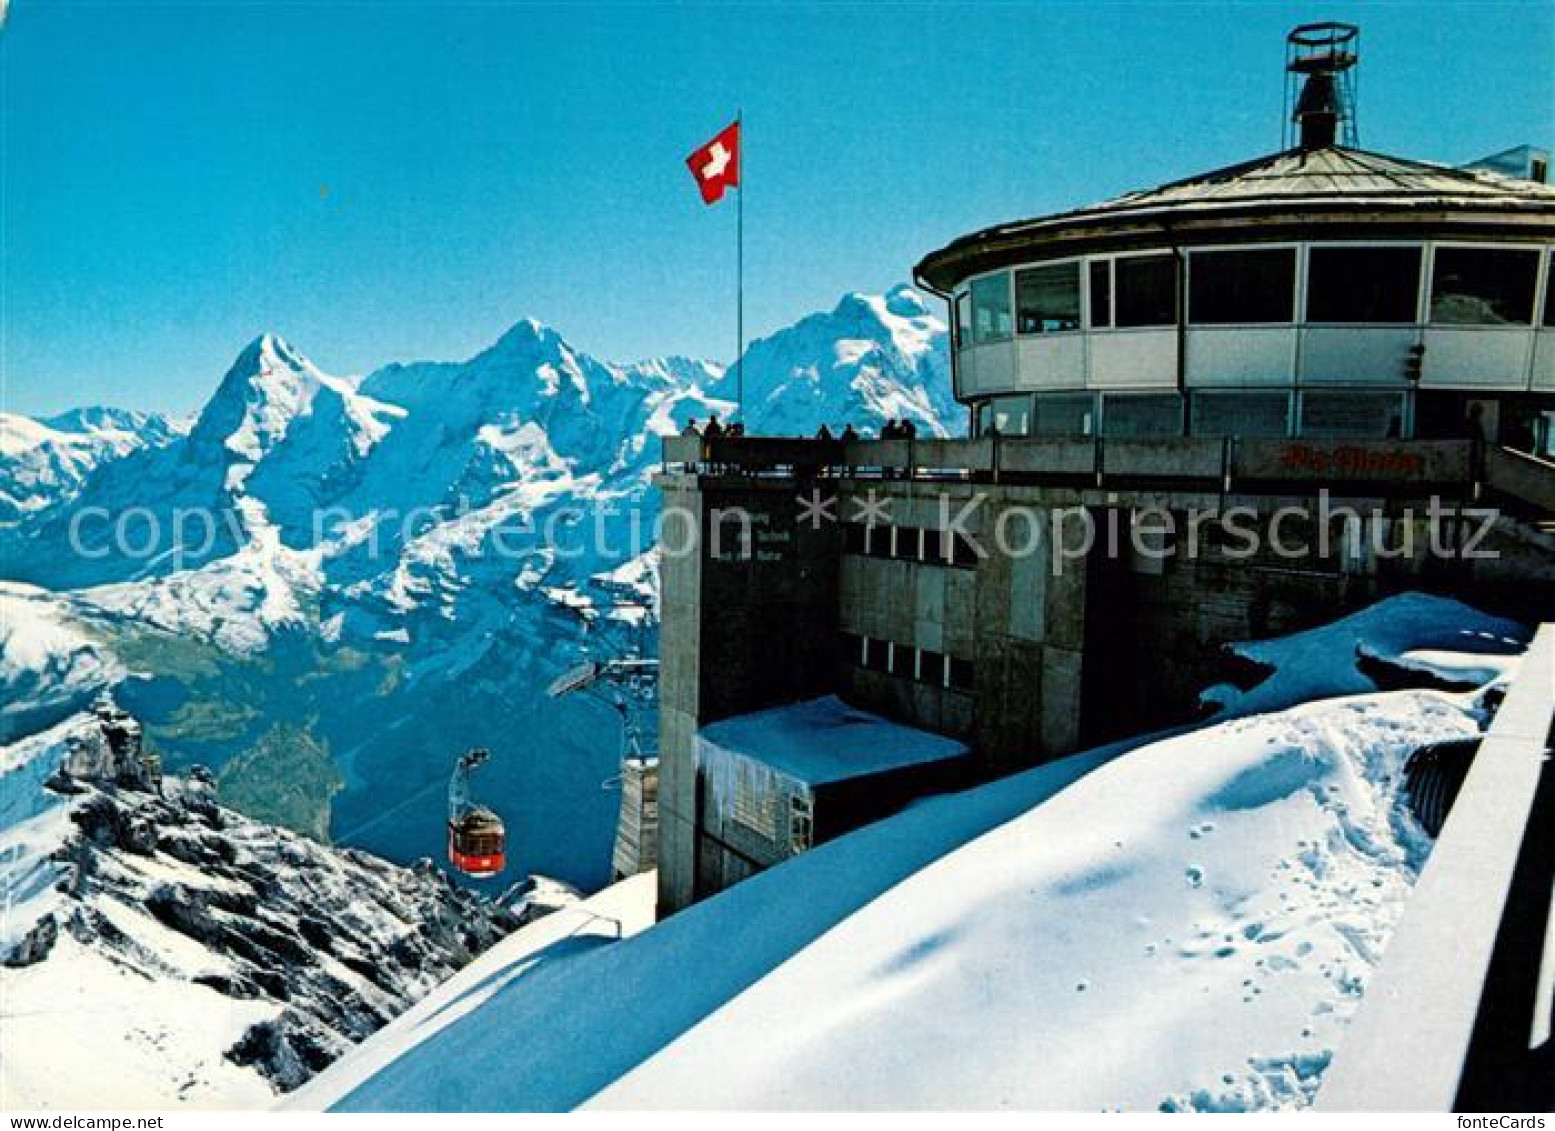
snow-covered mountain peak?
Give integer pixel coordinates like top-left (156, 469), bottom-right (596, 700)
top-left (717, 285), bottom-right (955, 436)
top-left (191, 334), bottom-right (329, 460)
top-left (827, 285), bottom-right (943, 361)
top-left (490, 316), bottom-right (553, 350)
top-left (881, 282), bottom-right (932, 319)
top-left (190, 335), bottom-right (398, 471)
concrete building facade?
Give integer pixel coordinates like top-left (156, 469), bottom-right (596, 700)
top-left (653, 24), bottom-right (1555, 916)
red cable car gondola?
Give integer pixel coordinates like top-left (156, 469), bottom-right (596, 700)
top-left (447, 748), bottom-right (506, 878)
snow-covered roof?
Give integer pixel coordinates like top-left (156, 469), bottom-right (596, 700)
top-left (917, 145), bottom-right (1555, 290)
top-left (698, 695), bottom-right (970, 787)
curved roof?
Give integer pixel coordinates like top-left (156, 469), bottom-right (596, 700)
top-left (917, 145), bottom-right (1555, 291)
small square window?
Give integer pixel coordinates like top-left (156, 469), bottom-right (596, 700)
top-left (789, 794), bottom-right (814, 853)
top-left (947, 656), bottom-right (975, 692)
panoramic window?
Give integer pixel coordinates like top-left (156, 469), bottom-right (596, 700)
top-left (1306, 246), bottom-right (1423, 323)
top-left (1100, 393), bottom-right (1183, 437)
top-left (1189, 248), bottom-right (1296, 324)
top-left (1300, 391), bottom-right (1405, 439)
top-left (1016, 262), bottom-right (1081, 334)
top-left (1115, 254), bottom-right (1178, 327)
top-left (1031, 393), bottom-right (1094, 436)
top-left (1429, 246), bottom-right (1540, 325)
top-left (1089, 260), bottom-right (1112, 328)
top-left (954, 292), bottom-right (972, 348)
top-left (1191, 392), bottom-right (1290, 437)
top-left (971, 273), bottom-right (1013, 343)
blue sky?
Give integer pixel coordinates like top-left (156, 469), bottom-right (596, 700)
top-left (3, 1), bottom-right (1551, 417)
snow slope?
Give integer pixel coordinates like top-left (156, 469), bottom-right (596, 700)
top-left (289, 744), bottom-right (1115, 1112)
top-left (593, 692), bottom-right (1474, 1112)
top-left (1204, 592), bottom-right (1528, 717)
top-left (280, 872), bottom-right (658, 1113)
top-left (292, 597), bottom-right (1518, 1112)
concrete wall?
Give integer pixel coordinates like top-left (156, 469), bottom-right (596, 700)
top-left (834, 482), bottom-right (1088, 771)
top-left (656, 474), bottom-right (840, 915)
top-left (657, 459), bottom-right (1555, 915)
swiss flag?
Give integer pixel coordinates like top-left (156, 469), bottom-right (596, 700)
top-left (686, 120), bottom-right (740, 205)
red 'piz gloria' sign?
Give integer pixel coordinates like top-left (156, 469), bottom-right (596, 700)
top-left (1278, 443), bottom-right (1426, 477)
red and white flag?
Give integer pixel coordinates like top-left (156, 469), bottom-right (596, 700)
top-left (685, 120), bottom-right (740, 205)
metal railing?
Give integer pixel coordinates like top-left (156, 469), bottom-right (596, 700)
top-left (661, 433), bottom-right (1495, 497)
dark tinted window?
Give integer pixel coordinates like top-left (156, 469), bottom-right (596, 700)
top-left (1016, 262), bottom-right (1081, 334)
top-left (947, 656), bottom-right (975, 693)
top-left (842, 523), bottom-right (867, 554)
top-left (1115, 254), bottom-right (1177, 327)
top-left (865, 524), bottom-right (893, 558)
top-left (1190, 248), bottom-right (1296, 324)
top-left (1300, 392), bottom-right (1405, 439)
top-left (1089, 260), bottom-right (1112, 328)
top-left (921, 528), bottom-right (944, 563)
top-left (1101, 394), bottom-right (1183, 437)
top-left (839, 632), bottom-right (864, 665)
top-left (1192, 392), bottom-right (1290, 437)
top-left (1430, 247), bottom-right (1539, 325)
top-left (1306, 246), bottom-right (1422, 323)
top-left (888, 644), bottom-right (913, 678)
top-left (1032, 393), bottom-right (1094, 436)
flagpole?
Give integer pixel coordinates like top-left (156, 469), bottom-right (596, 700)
top-left (735, 108), bottom-right (744, 426)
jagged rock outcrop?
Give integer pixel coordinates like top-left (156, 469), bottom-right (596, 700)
top-left (2, 704), bottom-right (567, 1101)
